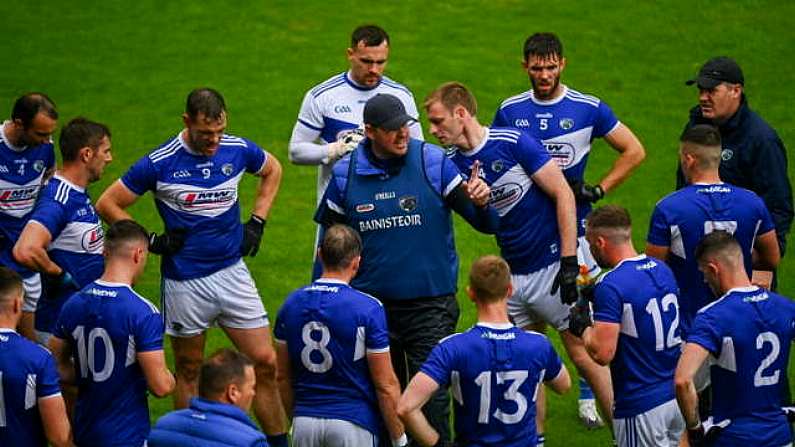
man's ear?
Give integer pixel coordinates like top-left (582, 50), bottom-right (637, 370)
top-left (226, 382), bottom-right (241, 405)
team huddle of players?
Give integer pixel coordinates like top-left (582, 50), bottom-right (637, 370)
top-left (0, 24), bottom-right (792, 447)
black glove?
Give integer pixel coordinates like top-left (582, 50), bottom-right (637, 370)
top-left (568, 178), bottom-right (604, 204)
top-left (241, 215), bottom-right (266, 257)
top-left (552, 255), bottom-right (579, 305)
top-left (149, 229), bottom-right (187, 256)
top-left (568, 297), bottom-right (593, 337)
top-left (580, 283), bottom-right (596, 303)
top-left (41, 270), bottom-right (79, 300)
top-left (687, 423), bottom-right (724, 447)
top-left (783, 406), bottom-right (795, 422)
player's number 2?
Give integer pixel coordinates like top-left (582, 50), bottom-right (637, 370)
top-left (754, 331), bottom-right (781, 387)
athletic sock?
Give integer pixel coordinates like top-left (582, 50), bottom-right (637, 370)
top-left (578, 377), bottom-right (594, 400)
top-left (536, 433), bottom-right (545, 447)
top-left (267, 433), bottom-right (289, 447)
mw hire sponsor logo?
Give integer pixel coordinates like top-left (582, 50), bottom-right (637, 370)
top-left (0, 185), bottom-right (39, 207)
top-left (176, 188), bottom-right (237, 210)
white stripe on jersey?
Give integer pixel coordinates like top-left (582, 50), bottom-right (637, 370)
top-left (499, 91), bottom-right (533, 109)
top-left (220, 135), bottom-right (247, 147)
top-left (149, 138), bottom-right (181, 163)
top-left (542, 125), bottom-right (594, 170)
top-left (310, 75), bottom-right (346, 97)
top-left (125, 335), bottom-right (136, 367)
top-left (48, 220), bottom-right (104, 254)
top-left (565, 95), bottom-right (600, 108)
top-left (154, 171), bottom-right (245, 218)
top-left (55, 181), bottom-right (71, 204)
top-left (443, 174), bottom-right (463, 198)
top-left (490, 164), bottom-right (533, 217)
top-left (565, 89), bottom-right (600, 107)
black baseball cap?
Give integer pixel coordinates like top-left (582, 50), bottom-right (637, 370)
top-left (686, 56), bottom-right (744, 88)
top-left (363, 94), bottom-right (417, 130)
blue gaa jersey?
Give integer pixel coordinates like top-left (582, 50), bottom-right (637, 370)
top-left (121, 132), bottom-right (268, 280)
top-left (688, 286), bottom-right (795, 447)
top-left (0, 123), bottom-right (56, 277)
top-left (647, 183), bottom-right (774, 333)
top-left (29, 174), bottom-right (105, 333)
top-left (0, 328), bottom-right (62, 446)
top-left (592, 255), bottom-right (681, 418)
top-left (273, 279), bottom-right (390, 436)
top-left (421, 323), bottom-right (563, 447)
top-left (315, 139), bottom-right (463, 300)
top-left (493, 86), bottom-right (620, 234)
top-left (448, 127), bottom-right (559, 274)
top-left (53, 280), bottom-right (164, 447)
top-left (295, 71), bottom-right (423, 197)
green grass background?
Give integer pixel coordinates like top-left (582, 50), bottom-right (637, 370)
top-left (3, 1), bottom-right (794, 445)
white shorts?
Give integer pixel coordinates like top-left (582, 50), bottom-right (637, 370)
top-left (21, 273), bottom-right (41, 313)
top-left (507, 261), bottom-right (571, 331)
top-left (613, 399), bottom-right (685, 447)
top-left (292, 416), bottom-right (377, 447)
top-left (162, 260), bottom-right (269, 337)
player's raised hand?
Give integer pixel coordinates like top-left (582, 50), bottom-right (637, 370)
top-left (465, 161), bottom-right (490, 207)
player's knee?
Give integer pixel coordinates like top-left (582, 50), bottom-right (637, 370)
top-left (174, 355), bottom-right (202, 382)
top-left (250, 348), bottom-right (278, 381)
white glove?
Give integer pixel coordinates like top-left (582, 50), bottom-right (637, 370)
top-left (327, 130), bottom-right (364, 163)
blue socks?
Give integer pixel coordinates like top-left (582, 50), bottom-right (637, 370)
top-left (579, 377), bottom-right (594, 400)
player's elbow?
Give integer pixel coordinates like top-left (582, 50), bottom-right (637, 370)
top-left (396, 397), bottom-right (413, 421)
top-left (673, 369), bottom-right (693, 395)
top-left (548, 367), bottom-right (572, 395)
top-left (149, 371), bottom-right (176, 398)
top-left (591, 346), bottom-right (615, 366)
top-left (12, 240), bottom-right (36, 268)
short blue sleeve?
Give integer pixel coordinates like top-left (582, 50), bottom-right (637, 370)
top-left (420, 340), bottom-right (454, 387)
top-left (45, 145), bottom-right (56, 171)
top-left (543, 339), bottom-right (563, 381)
top-left (512, 132), bottom-right (552, 177)
top-left (686, 309), bottom-right (722, 355)
top-left (755, 196), bottom-right (776, 235)
top-left (121, 155), bottom-right (158, 196)
top-left (647, 204), bottom-right (671, 247)
top-left (243, 140), bottom-right (268, 174)
top-left (273, 299), bottom-right (289, 342)
top-left (366, 303), bottom-right (390, 351)
top-left (592, 101), bottom-right (620, 138)
top-left (38, 352), bottom-right (62, 398)
top-left (492, 107), bottom-right (510, 128)
top-left (29, 196), bottom-right (67, 239)
top-left (593, 282), bottom-right (622, 324)
top-left (135, 311), bottom-right (165, 352)
top-left (439, 155), bottom-right (463, 198)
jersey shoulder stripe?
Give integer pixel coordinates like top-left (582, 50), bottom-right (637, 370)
top-left (309, 73), bottom-right (346, 97)
top-left (565, 89), bottom-right (600, 107)
top-left (311, 77), bottom-right (347, 99)
top-left (499, 91), bottom-right (532, 109)
top-left (149, 137), bottom-right (182, 163)
top-left (522, 329), bottom-right (551, 341)
top-left (438, 332), bottom-right (464, 344)
top-left (381, 76), bottom-right (413, 95)
top-left (490, 136), bottom-right (520, 144)
top-left (55, 180), bottom-right (70, 204)
top-left (220, 135), bottom-right (248, 148)
top-left (129, 288), bottom-right (160, 314)
top-left (358, 290), bottom-right (384, 307)
top-left (654, 188), bottom-right (684, 208)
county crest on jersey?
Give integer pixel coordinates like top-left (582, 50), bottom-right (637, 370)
top-left (121, 132), bottom-right (268, 280)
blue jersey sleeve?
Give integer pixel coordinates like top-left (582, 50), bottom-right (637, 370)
top-left (439, 155), bottom-right (464, 198)
top-left (755, 196), bottom-right (776, 235)
top-left (491, 107), bottom-right (510, 128)
top-left (273, 301), bottom-right (288, 342)
top-left (38, 352), bottom-right (62, 398)
top-left (420, 341), bottom-right (454, 387)
top-left (29, 196), bottom-right (67, 239)
top-left (592, 101), bottom-right (620, 138)
top-left (52, 296), bottom-right (78, 340)
top-left (45, 146), bottom-right (56, 171)
top-left (686, 310), bottom-right (722, 355)
top-left (366, 304), bottom-right (390, 352)
top-left (314, 173), bottom-right (347, 224)
top-left (512, 132), bottom-right (552, 177)
top-left (543, 338), bottom-right (563, 381)
top-left (135, 311), bottom-right (165, 352)
top-left (121, 155), bottom-right (158, 196)
top-left (244, 140), bottom-right (268, 174)
top-left (647, 205), bottom-right (671, 246)
top-left (593, 282), bottom-right (622, 324)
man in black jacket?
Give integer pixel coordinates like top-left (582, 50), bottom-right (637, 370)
top-left (677, 56), bottom-right (792, 255)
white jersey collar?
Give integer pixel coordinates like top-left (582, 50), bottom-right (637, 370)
top-left (315, 278), bottom-right (349, 285)
top-left (476, 321), bottom-right (514, 330)
top-left (612, 253), bottom-right (647, 270)
top-left (0, 327), bottom-right (18, 334)
top-left (456, 127), bottom-right (489, 158)
top-left (53, 173), bottom-right (85, 193)
top-left (530, 85), bottom-right (568, 106)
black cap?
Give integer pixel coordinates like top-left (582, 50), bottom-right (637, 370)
top-left (363, 94), bottom-right (417, 130)
top-left (686, 56), bottom-right (744, 88)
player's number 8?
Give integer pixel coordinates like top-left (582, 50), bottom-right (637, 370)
top-left (301, 321), bottom-right (333, 373)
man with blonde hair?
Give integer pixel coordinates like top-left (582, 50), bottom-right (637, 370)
top-left (398, 255), bottom-right (570, 446)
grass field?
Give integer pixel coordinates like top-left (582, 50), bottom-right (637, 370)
top-left (3, 1), bottom-right (794, 445)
